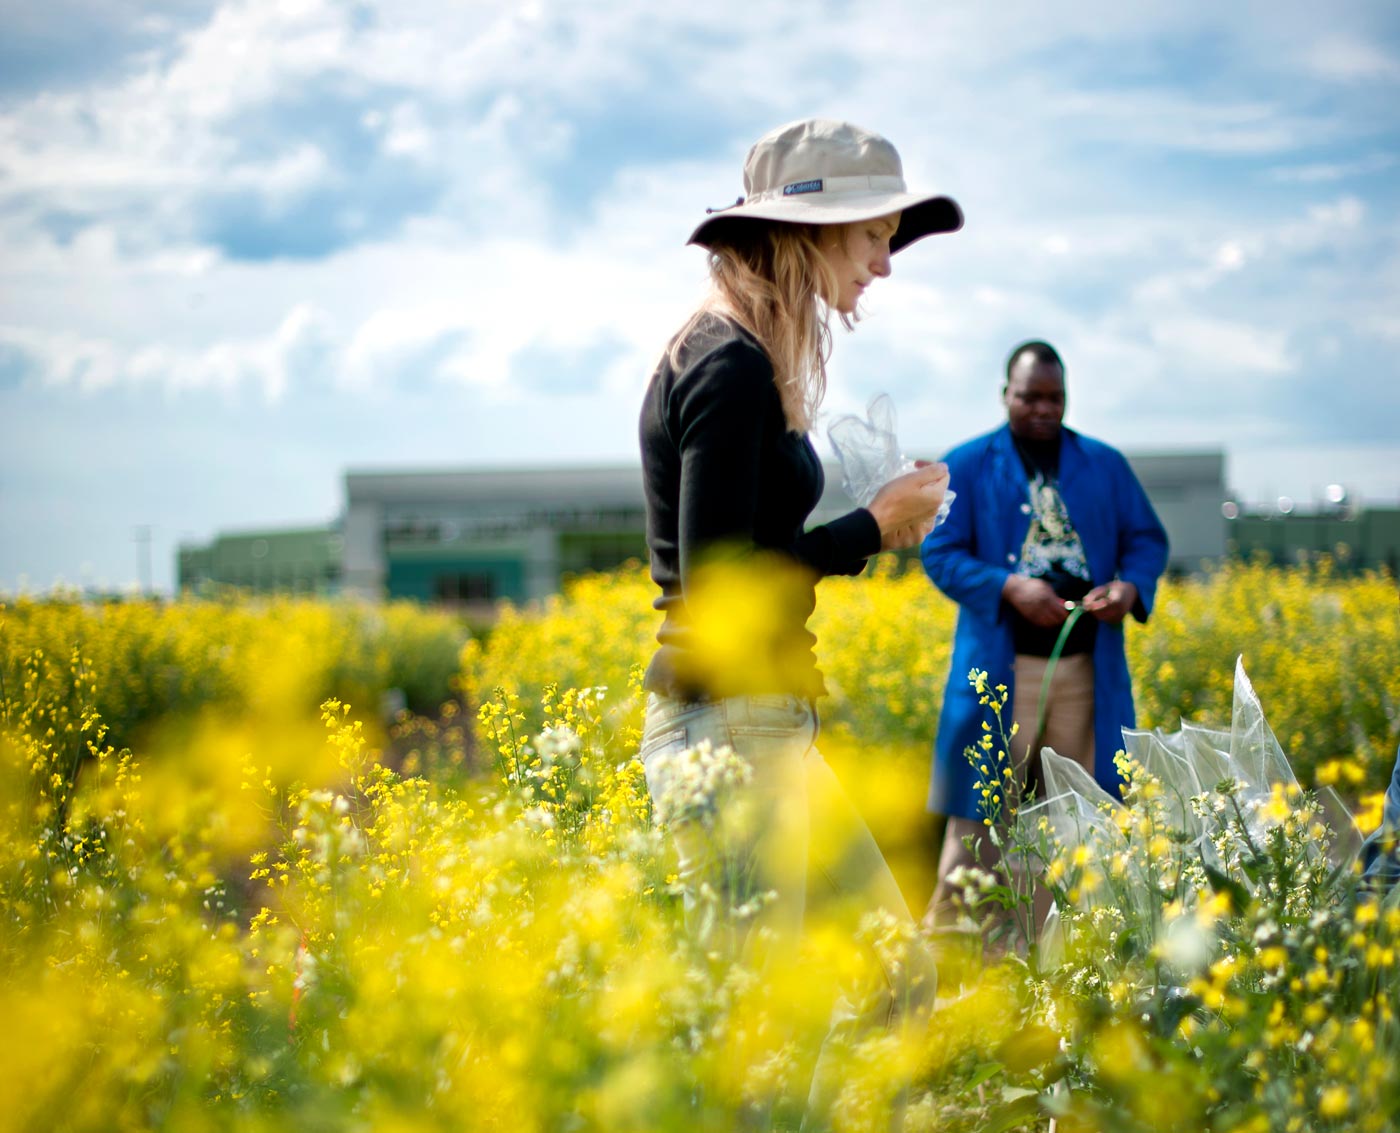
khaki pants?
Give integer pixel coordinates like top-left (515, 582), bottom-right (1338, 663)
top-left (928, 653), bottom-right (1095, 934)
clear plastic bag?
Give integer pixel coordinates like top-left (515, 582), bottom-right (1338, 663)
top-left (826, 393), bottom-right (955, 524)
top-left (1020, 656), bottom-right (1363, 958)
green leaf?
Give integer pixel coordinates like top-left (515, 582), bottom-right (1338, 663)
top-left (967, 1060), bottom-right (1003, 1089)
top-left (1202, 863), bottom-right (1252, 914)
top-left (982, 1093), bottom-right (1044, 1133)
top-left (997, 1024), bottom-right (1062, 1075)
top-left (1114, 926), bottom-right (1146, 962)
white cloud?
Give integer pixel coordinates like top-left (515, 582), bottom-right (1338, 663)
top-left (1364, 315), bottom-right (1400, 342)
top-left (1148, 315), bottom-right (1292, 376)
top-left (1130, 195), bottom-right (1372, 307)
top-left (156, 0), bottom-right (356, 119)
top-left (1267, 153), bottom-right (1398, 184)
top-left (1047, 90), bottom-right (1320, 156)
top-left (1214, 241), bottom-right (1246, 271)
top-left (377, 102), bottom-right (434, 158)
top-left (226, 142), bottom-right (331, 196)
top-left (340, 303), bottom-right (465, 392)
top-left (1305, 36), bottom-right (1400, 82)
top-left (3, 0), bottom-right (1400, 591)
top-left (3, 303), bottom-right (336, 401)
top-left (1303, 196), bottom-right (1366, 229)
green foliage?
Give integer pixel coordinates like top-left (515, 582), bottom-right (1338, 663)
top-left (0, 595), bottom-right (471, 752)
top-left (1130, 559), bottom-right (1399, 791)
top-left (461, 559), bottom-right (1399, 800)
top-left (1, 564), bottom-right (1397, 1131)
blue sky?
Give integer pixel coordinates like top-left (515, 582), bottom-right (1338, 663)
top-left (2, 0), bottom-right (1398, 592)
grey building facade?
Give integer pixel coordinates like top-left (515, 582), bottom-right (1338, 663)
top-left (341, 466), bottom-right (650, 604)
top-left (177, 455), bottom-right (1400, 601)
top-left (1124, 451), bottom-right (1228, 572)
top-left (335, 451), bottom-right (1228, 602)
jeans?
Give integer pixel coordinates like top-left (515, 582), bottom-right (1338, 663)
top-left (640, 692), bottom-right (937, 1130)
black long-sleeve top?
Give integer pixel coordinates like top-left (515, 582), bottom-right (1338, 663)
top-left (639, 314), bottom-right (882, 700)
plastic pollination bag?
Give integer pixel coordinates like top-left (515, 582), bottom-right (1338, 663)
top-left (1020, 656), bottom-right (1364, 965)
top-left (826, 393), bottom-right (955, 524)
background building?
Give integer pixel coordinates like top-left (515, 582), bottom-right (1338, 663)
top-left (1122, 452), bottom-right (1228, 573)
top-left (341, 467), bottom-right (647, 604)
top-left (177, 526), bottom-right (343, 594)
top-left (1225, 493), bottom-right (1400, 577)
top-left (179, 450), bottom-right (1268, 604)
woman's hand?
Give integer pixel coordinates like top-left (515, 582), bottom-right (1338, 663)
top-left (867, 461), bottom-right (950, 552)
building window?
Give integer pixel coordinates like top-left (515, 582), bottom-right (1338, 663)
top-left (434, 573), bottom-right (496, 603)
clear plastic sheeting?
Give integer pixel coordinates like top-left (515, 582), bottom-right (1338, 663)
top-left (1230, 661), bottom-right (1300, 797)
top-left (826, 393), bottom-right (955, 523)
top-left (1179, 722), bottom-right (1235, 790)
top-left (1119, 725), bottom-right (1202, 836)
top-left (1033, 754), bottom-right (1122, 850)
top-left (1019, 656), bottom-right (1364, 955)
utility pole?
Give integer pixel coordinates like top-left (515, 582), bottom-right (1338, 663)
top-left (134, 525), bottom-right (153, 597)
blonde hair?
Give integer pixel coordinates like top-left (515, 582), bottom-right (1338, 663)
top-left (670, 222), bottom-right (853, 433)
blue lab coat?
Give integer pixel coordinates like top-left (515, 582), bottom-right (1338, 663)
top-left (921, 425), bottom-right (1169, 819)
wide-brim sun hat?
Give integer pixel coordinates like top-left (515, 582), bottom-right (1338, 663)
top-left (688, 118), bottom-right (963, 254)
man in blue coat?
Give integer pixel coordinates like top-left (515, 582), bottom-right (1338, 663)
top-left (920, 341), bottom-right (1169, 923)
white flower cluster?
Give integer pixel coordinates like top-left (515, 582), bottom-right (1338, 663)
top-left (521, 805), bottom-right (557, 831)
top-left (1157, 905), bottom-right (1215, 971)
top-left (857, 907), bottom-right (919, 982)
top-left (943, 864), bottom-right (1001, 912)
top-left (531, 725), bottom-right (583, 774)
top-left (650, 738), bottom-right (753, 828)
top-left (291, 789), bottom-right (367, 891)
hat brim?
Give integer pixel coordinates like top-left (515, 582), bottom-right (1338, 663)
top-left (687, 191), bottom-right (963, 254)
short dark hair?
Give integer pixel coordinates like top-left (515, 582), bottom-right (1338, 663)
top-left (1005, 340), bottom-right (1064, 384)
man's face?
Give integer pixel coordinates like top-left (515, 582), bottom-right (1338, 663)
top-left (1003, 356), bottom-right (1065, 442)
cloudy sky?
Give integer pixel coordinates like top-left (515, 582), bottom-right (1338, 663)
top-left (2, 0), bottom-right (1398, 592)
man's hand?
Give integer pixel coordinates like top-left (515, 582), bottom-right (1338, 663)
top-left (1082, 580), bottom-right (1138, 624)
top-left (1002, 575), bottom-right (1068, 627)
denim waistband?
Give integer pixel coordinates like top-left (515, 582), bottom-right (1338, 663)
top-left (643, 691), bottom-right (820, 743)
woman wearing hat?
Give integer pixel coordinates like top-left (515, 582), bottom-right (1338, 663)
top-left (638, 119), bottom-right (962, 1126)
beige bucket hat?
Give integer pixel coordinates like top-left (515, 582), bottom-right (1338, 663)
top-left (688, 118), bottom-right (963, 254)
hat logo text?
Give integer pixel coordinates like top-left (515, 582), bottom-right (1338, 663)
top-left (783, 179), bottom-right (824, 196)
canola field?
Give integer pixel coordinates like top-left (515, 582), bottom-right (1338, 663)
top-left (2, 560), bottom-right (1398, 1132)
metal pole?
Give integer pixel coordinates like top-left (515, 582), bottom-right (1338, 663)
top-left (134, 525), bottom-right (153, 597)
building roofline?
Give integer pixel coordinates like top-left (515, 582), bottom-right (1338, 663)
top-left (345, 460), bottom-right (643, 479)
top-left (346, 464), bottom-right (647, 505)
top-left (177, 522), bottom-right (342, 551)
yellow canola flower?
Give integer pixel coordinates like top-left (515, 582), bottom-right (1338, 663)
top-left (1260, 783), bottom-right (1293, 825)
top-left (1355, 791), bottom-right (1387, 836)
top-left (1318, 1086), bottom-right (1351, 1118)
top-left (1209, 955), bottom-right (1239, 985)
top-left (4, 557), bottom-right (1400, 1133)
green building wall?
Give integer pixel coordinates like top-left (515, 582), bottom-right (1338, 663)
top-left (1227, 507), bottom-right (1400, 575)
top-left (177, 528), bottom-right (343, 594)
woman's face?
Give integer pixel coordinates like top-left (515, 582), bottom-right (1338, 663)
top-left (818, 212), bottom-right (900, 315)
